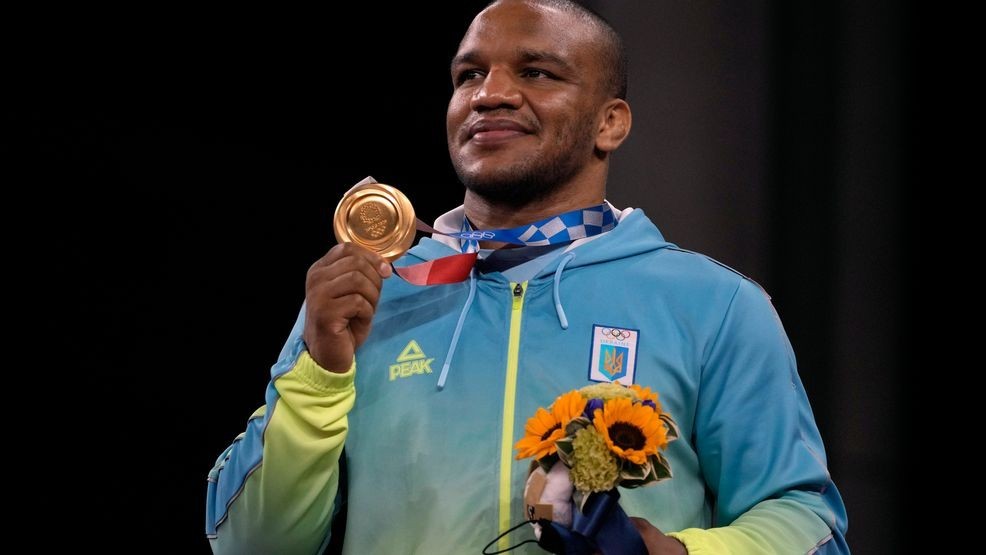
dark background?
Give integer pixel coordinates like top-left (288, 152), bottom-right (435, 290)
top-left (12, 1), bottom-right (909, 552)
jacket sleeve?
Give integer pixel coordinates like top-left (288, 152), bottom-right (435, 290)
top-left (667, 279), bottom-right (849, 554)
top-left (205, 307), bottom-right (356, 555)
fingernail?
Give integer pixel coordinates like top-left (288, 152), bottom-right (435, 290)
top-left (379, 262), bottom-right (392, 277)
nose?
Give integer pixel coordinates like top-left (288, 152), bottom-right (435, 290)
top-left (469, 67), bottom-right (522, 111)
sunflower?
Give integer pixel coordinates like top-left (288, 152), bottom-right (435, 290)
top-left (629, 384), bottom-right (663, 411)
top-left (592, 397), bottom-right (668, 465)
top-left (515, 390), bottom-right (587, 460)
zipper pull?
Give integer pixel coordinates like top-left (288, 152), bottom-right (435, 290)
top-left (511, 282), bottom-right (526, 310)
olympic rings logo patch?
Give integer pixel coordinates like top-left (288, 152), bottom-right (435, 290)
top-left (599, 328), bottom-right (632, 341)
top-left (590, 324), bottom-right (639, 385)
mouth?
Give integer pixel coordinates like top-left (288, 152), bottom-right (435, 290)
top-left (466, 118), bottom-right (533, 145)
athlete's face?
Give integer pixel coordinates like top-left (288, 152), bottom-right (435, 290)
top-left (446, 1), bottom-right (608, 206)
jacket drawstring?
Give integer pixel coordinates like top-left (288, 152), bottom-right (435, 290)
top-left (438, 253), bottom-right (574, 390)
top-left (437, 269), bottom-right (477, 391)
top-left (553, 253), bottom-right (575, 329)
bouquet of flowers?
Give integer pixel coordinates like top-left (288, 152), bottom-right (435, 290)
top-left (512, 382), bottom-right (678, 554)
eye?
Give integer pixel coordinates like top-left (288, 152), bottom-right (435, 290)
top-left (455, 69), bottom-right (484, 86)
top-left (521, 68), bottom-right (554, 79)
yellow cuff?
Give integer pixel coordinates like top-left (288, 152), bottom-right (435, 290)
top-left (667, 529), bottom-right (726, 554)
top-left (290, 351), bottom-right (356, 393)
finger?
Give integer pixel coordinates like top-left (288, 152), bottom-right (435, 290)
top-left (309, 251), bottom-right (385, 293)
top-left (378, 260), bottom-right (393, 278)
top-left (312, 242), bottom-right (391, 277)
top-left (337, 292), bottom-right (375, 321)
top-left (337, 293), bottom-right (376, 346)
top-left (348, 306), bottom-right (374, 347)
top-left (629, 516), bottom-right (659, 535)
top-left (310, 291), bottom-right (375, 333)
top-left (324, 270), bottom-right (383, 310)
top-left (630, 516), bottom-right (667, 546)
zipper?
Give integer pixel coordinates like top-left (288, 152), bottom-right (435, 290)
top-left (498, 281), bottom-right (527, 550)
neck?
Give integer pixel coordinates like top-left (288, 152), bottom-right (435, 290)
top-left (463, 179), bottom-right (605, 250)
top-left (465, 184), bottom-right (604, 230)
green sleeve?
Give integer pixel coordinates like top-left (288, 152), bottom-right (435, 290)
top-left (210, 352), bottom-right (355, 555)
top-left (667, 490), bottom-right (835, 554)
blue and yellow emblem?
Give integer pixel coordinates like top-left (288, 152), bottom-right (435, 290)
top-left (588, 325), bottom-right (639, 384)
top-left (598, 345), bottom-right (629, 380)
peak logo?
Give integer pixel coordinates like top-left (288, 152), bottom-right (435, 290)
top-left (389, 340), bottom-right (435, 381)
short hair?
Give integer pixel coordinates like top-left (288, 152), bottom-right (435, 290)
top-left (489, 0), bottom-right (628, 100)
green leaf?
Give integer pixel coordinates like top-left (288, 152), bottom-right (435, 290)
top-left (556, 438), bottom-right (575, 467)
top-left (650, 452), bottom-right (673, 481)
top-left (618, 459), bottom-right (656, 488)
top-left (565, 416), bottom-right (592, 436)
top-left (556, 436), bottom-right (574, 455)
top-left (661, 414), bottom-right (680, 442)
top-left (537, 454), bottom-right (560, 474)
top-left (574, 490), bottom-right (589, 513)
top-left (620, 462), bottom-right (648, 481)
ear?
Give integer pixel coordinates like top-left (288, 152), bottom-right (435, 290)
top-left (595, 98), bottom-right (632, 153)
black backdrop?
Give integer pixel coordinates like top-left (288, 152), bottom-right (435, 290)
top-left (12, 1), bottom-right (908, 552)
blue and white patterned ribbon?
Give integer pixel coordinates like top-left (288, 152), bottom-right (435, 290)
top-left (419, 203), bottom-right (617, 251)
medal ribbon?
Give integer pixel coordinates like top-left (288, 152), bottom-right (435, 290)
top-left (395, 203), bottom-right (616, 285)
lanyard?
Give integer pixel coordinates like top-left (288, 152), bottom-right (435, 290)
top-left (397, 203), bottom-right (616, 285)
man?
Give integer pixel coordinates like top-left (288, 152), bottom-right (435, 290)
top-left (205, 1), bottom-right (849, 553)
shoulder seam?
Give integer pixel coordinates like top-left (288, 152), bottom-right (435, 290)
top-left (663, 246), bottom-right (771, 299)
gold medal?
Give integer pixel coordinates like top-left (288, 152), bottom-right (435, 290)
top-left (333, 182), bottom-right (416, 262)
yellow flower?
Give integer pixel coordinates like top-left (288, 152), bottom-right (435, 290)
top-left (629, 384), bottom-right (662, 410)
top-left (593, 397), bottom-right (668, 465)
top-left (515, 391), bottom-right (587, 460)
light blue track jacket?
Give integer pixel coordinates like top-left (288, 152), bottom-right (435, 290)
top-left (207, 207), bottom-right (849, 554)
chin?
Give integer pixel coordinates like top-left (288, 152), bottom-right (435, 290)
top-left (461, 166), bottom-right (524, 191)
top-left (457, 153), bottom-right (533, 183)
top-left (461, 171), bottom-right (563, 209)
top-left (452, 148), bottom-right (578, 207)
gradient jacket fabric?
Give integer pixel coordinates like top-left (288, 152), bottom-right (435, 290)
top-left (206, 206), bottom-right (849, 554)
